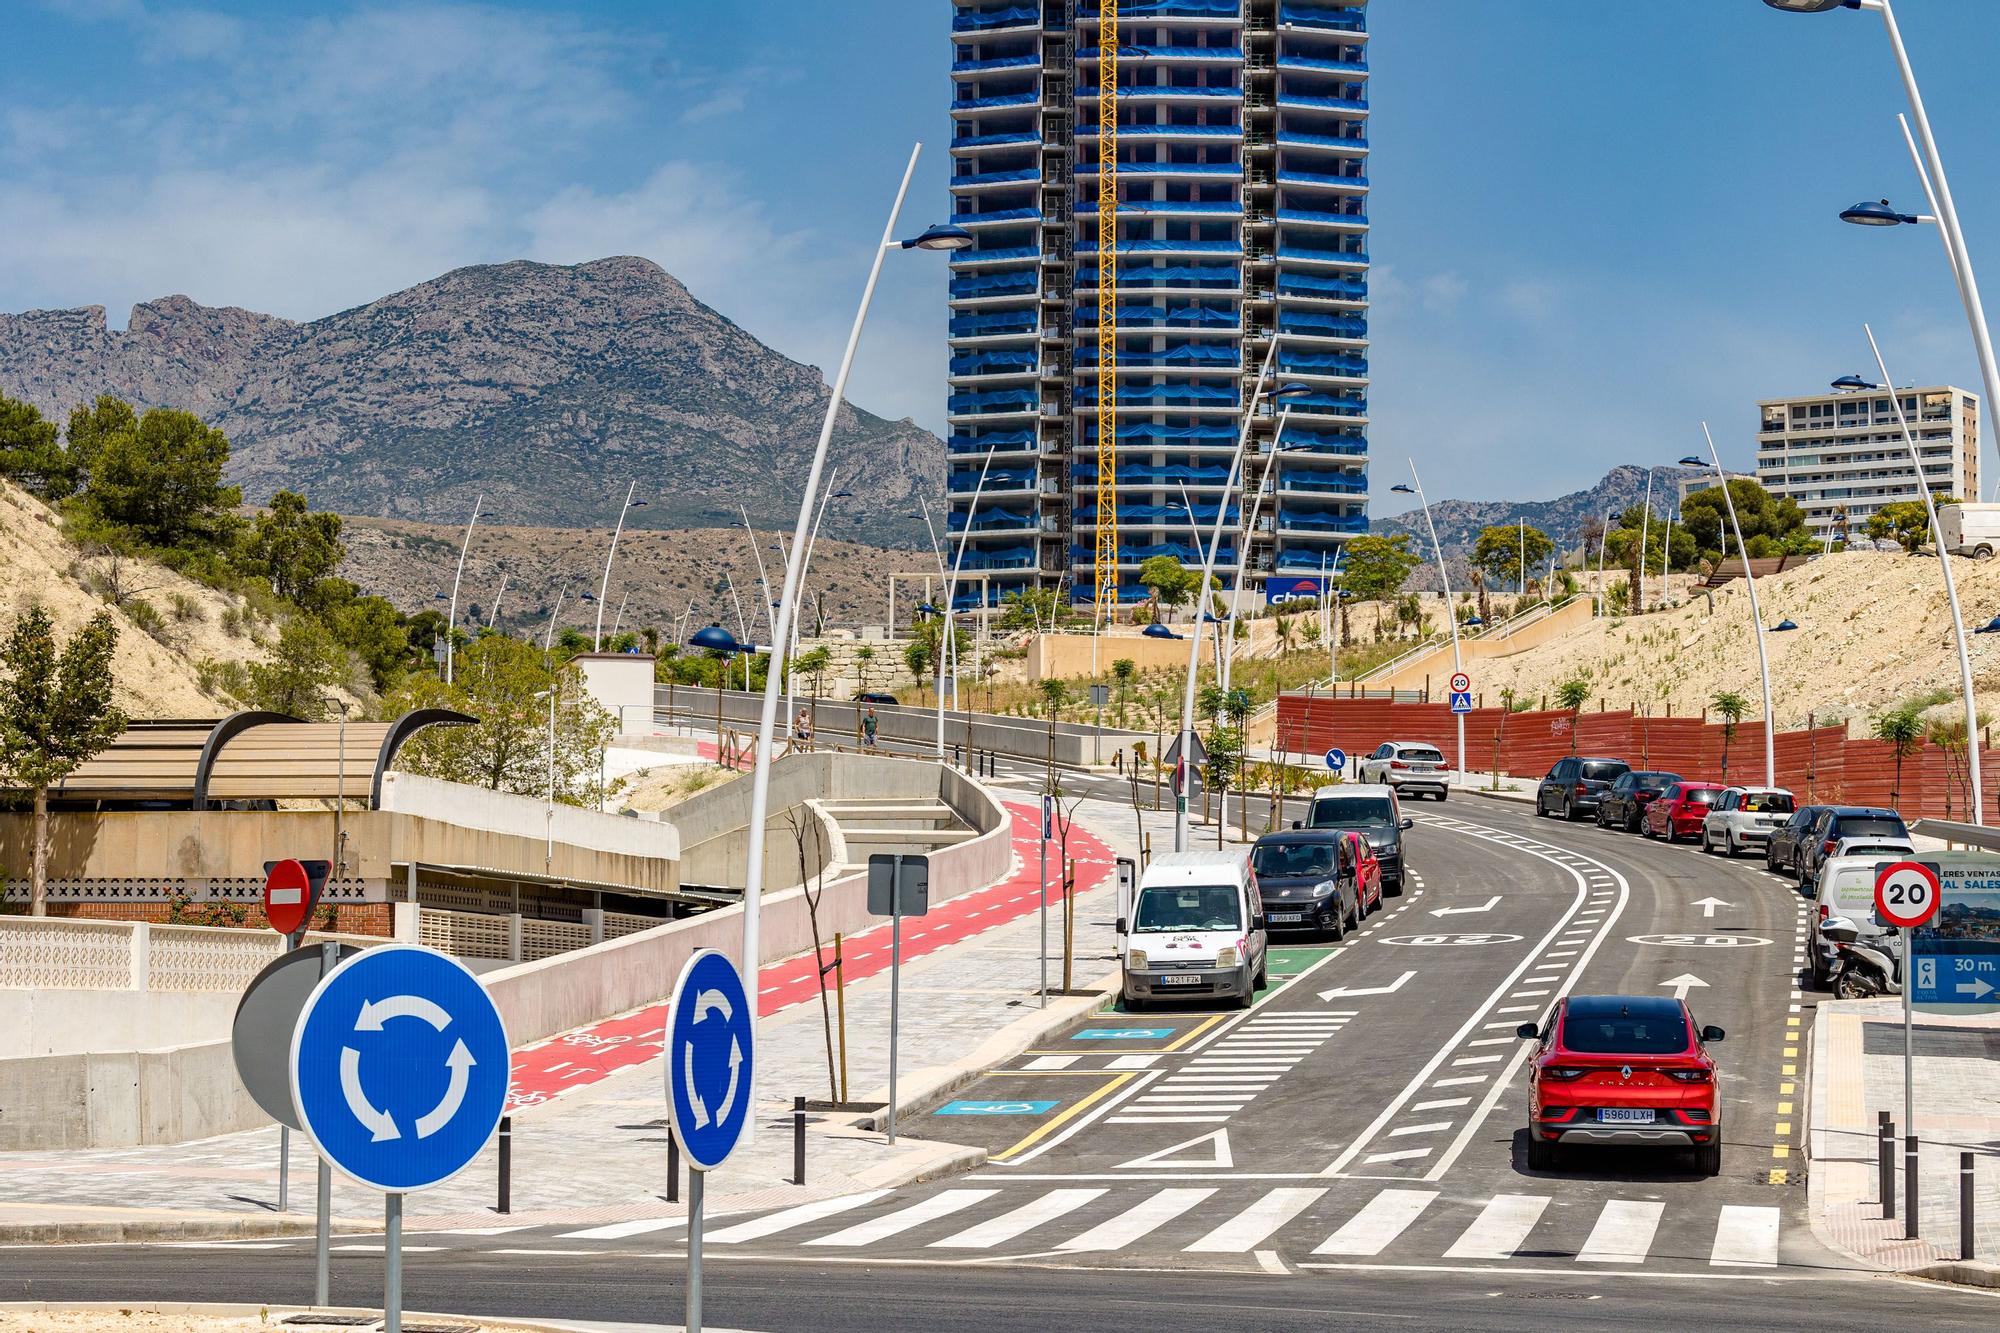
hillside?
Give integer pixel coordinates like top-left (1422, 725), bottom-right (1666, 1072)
top-left (1460, 551), bottom-right (2000, 732)
top-left (0, 257), bottom-right (943, 546)
top-left (340, 515), bottom-right (929, 640)
top-left (0, 481), bottom-right (264, 716)
top-left (1372, 464), bottom-right (1707, 588)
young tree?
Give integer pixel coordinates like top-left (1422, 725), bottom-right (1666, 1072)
top-left (853, 644), bottom-right (875, 694)
top-left (1711, 689), bottom-right (1750, 782)
top-left (0, 607), bottom-right (126, 914)
top-left (1555, 672), bottom-right (1593, 754)
top-left (1137, 554), bottom-right (1198, 621)
top-left (794, 645), bottom-right (833, 700)
top-left (245, 616), bottom-right (346, 719)
top-left (1864, 498), bottom-right (1952, 554)
top-left (1340, 533), bottom-right (1422, 603)
top-left (1111, 657), bottom-right (1136, 723)
top-left (1037, 678), bottom-right (1070, 785)
top-left (1872, 704), bottom-right (1925, 810)
top-left (1471, 524), bottom-right (1554, 593)
top-left (244, 490), bottom-right (345, 605)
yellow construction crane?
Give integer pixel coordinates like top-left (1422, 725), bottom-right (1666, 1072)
top-left (1094, 1), bottom-right (1118, 626)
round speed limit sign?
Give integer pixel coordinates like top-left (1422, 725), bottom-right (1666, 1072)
top-left (1874, 860), bottom-right (1941, 929)
top-left (1449, 671), bottom-right (1471, 695)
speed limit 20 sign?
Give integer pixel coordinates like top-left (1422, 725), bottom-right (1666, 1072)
top-left (1449, 671), bottom-right (1471, 695)
top-left (1874, 860), bottom-right (1941, 929)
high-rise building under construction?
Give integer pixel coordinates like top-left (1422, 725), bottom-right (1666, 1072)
top-left (946, 0), bottom-right (1370, 613)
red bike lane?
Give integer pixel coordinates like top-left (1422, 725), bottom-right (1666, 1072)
top-left (504, 800), bottom-right (1114, 1110)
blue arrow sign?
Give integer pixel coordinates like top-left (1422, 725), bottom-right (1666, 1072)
top-left (665, 949), bottom-right (754, 1171)
top-left (290, 944), bottom-right (510, 1193)
top-left (1324, 747), bottom-right (1347, 772)
top-left (1448, 690), bottom-right (1473, 714)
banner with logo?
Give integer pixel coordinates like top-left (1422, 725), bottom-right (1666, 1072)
top-left (1264, 576), bottom-right (1328, 607)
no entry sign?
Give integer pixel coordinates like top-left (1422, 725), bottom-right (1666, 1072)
top-left (263, 858), bottom-right (331, 939)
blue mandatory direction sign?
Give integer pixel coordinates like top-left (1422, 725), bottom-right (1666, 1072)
top-left (665, 949), bottom-right (755, 1171)
top-left (1324, 747), bottom-right (1347, 772)
top-left (1448, 691), bottom-right (1474, 714)
top-left (290, 944), bottom-right (510, 1193)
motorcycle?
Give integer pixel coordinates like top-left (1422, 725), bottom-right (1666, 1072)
top-left (1821, 917), bottom-right (1901, 999)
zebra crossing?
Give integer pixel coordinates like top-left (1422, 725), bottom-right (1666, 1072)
top-left (553, 1182), bottom-right (1789, 1270)
top-left (1106, 1010), bottom-right (1354, 1126)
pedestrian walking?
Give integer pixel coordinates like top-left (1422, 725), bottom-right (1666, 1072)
top-left (863, 706), bottom-right (879, 749)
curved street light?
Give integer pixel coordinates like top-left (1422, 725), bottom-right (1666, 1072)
top-left (1839, 198), bottom-right (1924, 228)
top-left (1390, 463), bottom-right (1465, 783)
top-left (594, 484), bottom-right (646, 650)
top-left (444, 493), bottom-right (483, 686)
top-left (1976, 616), bottom-right (2000, 636)
top-left (1683, 436), bottom-right (1777, 787)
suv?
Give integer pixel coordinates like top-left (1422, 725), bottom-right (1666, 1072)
top-left (1305, 784), bottom-right (1413, 894)
top-left (1796, 807), bottom-right (1910, 887)
top-left (1700, 787), bottom-right (1795, 858)
top-left (1596, 770), bottom-right (1681, 833)
top-left (1536, 757), bottom-right (1631, 821)
top-left (1357, 741), bottom-right (1450, 801)
top-left (1766, 804), bottom-right (1831, 879)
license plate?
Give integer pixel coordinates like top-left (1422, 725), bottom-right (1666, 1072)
top-left (1597, 1107), bottom-right (1655, 1124)
top-left (1158, 974), bottom-right (1201, 985)
top-left (1269, 912), bottom-right (1303, 923)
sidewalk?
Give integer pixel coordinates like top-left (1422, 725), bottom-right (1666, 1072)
top-left (1809, 998), bottom-right (2000, 1273)
top-left (0, 798), bottom-right (1120, 1242)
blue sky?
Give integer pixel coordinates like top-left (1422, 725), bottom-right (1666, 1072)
top-left (4, 1), bottom-right (1999, 516)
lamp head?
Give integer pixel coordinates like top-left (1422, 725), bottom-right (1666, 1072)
top-left (903, 223), bottom-right (976, 251)
top-left (1840, 199), bottom-right (1916, 227)
top-left (1978, 616), bottom-right (2000, 635)
top-left (1271, 382), bottom-right (1315, 399)
top-left (1390, 483), bottom-right (1416, 495)
top-left (1831, 374), bottom-right (1878, 391)
top-left (1677, 455), bottom-right (1707, 468)
top-left (689, 624), bottom-right (742, 653)
top-left (1141, 622), bottom-right (1180, 639)
top-left (1771, 618), bottom-right (1800, 632)
top-left (1761, 0), bottom-right (1861, 10)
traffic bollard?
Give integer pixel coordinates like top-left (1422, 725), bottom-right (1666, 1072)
top-left (1879, 1112), bottom-right (1896, 1220)
top-left (497, 1115), bottom-right (512, 1214)
top-left (667, 1132), bottom-right (680, 1204)
top-left (1907, 1134), bottom-right (1921, 1240)
top-left (1963, 1151), bottom-right (1976, 1261)
top-left (793, 1096), bottom-right (807, 1186)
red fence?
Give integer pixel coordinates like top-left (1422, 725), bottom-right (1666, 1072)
top-left (1274, 695), bottom-right (2000, 822)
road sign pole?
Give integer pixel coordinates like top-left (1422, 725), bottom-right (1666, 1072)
top-left (888, 853), bottom-right (904, 1145)
top-left (384, 1192), bottom-right (403, 1333)
top-left (313, 940), bottom-right (334, 1307)
top-left (1905, 922), bottom-right (1918, 1240)
top-left (686, 1168), bottom-right (705, 1333)
top-left (278, 1126), bottom-right (289, 1213)
top-left (1039, 797), bottom-right (1050, 1010)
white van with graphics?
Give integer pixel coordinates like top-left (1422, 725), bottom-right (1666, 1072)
top-left (1117, 849), bottom-right (1268, 1010)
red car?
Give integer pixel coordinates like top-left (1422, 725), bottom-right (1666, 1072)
top-left (1517, 995), bottom-right (1725, 1174)
top-left (1340, 830), bottom-right (1382, 918)
top-left (1643, 781), bottom-right (1725, 842)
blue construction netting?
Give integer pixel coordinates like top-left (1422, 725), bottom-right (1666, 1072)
top-left (948, 389), bottom-right (1038, 413)
top-left (951, 167), bottom-right (1040, 186)
top-left (950, 310), bottom-right (1039, 336)
top-left (1073, 542), bottom-right (1239, 564)
top-left (1080, 0), bottom-right (1240, 17)
top-left (1076, 382), bottom-right (1239, 403)
top-left (1277, 549), bottom-right (1345, 571)
top-left (952, 92), bottom-right (1038, 111)
top-left (1278, 207), bottom-right (1367, 226)
top-left (950, 508), bottom-right (1038, 531)
top-left (1078, 238), bottom-right (1243, 254)
top-left (1280, 2), bottom-right (1367, 31)
top-left (1278, 55), bottom-right (1366, 74)
top-left (1286, 391), bottom-right (1367, 413)
top-left (1278, 93), bottom-right (1369, 112)
top-left (1283, 240), bottom-right (1368, 262)
top-left (1277, 272), bottom-right (1367, 297)
top-left (1079, 343), bottom-right (1240, 367)
top-left (951, 349), bottom-right (1036, 374)
top-left (953, 248), bottom-right (1039, 267)
top-left (1078, 44), bottom-right (1245, 61)
top-left (1083, 263), bottom-right (1239, 288)
top-left (952, 131), bottom-right (1038, 149)
top-left (960, 547), bottom-right (1038, 570)
top-left (1104, 122), bottom-right (1242, 137)
top-left (953, 206), bottom-right (1041, 224)
top-left (1081, 303), bottom-right (1236, 328)
top-left (1277, 472), bottom-right (1367, 493)
top-left (951, 467), bottom-right (1035, 492)
top-left (1280, 310), bottom-right (1366, 336)
top-left (1090, 198), bottom-right (1244, 214)
top-left (1280, 428), bottom-right (1367, 453)
top-left (952, 54), bottom-right (1039, 73)
top-left (1076, 503), bottom-right (1239, 524)
top-left (1281, 350), bottom-right (1368, 373)
top-left (1279, 170), bottom-right (1367, 188)
top-left (1278, 510), bottom-right (1369, 532)
top-left (1096, 422), bottom-right (1239, 442)
top-left (949, 429), bottom-right (1036, 452)
top-left (1278, 130), bottom-right (1368, 150)
top-left (951, 270), bottom-right (1036, 297)
top-left (952, 4), bottom-right (1037, 31)
top-left (1084, 84), bottom-right (1243, 100)
top-left (1073, 462), bottom-right (1231, 483)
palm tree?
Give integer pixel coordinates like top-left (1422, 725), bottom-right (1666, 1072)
top-left (1555, 674), bottom-right (1592, 755)
top-left (854, 644), bottom-right (875, 695)
top-left (1711, 690), bottom-right (1750, 782)
top-left (1872, 705), bottom-right (1924, 810)
top-left (1037, 678), bottom-right (1069, 787)
top-left (1112, 658), bottom-right (1136, 724)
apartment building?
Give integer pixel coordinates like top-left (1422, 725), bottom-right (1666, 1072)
top-left (946, 0), bottom-right (1369, 612)
top-left (1755, 384), bottom-right (1979, 539)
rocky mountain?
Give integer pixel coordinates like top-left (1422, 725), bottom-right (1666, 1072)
top-left (1372, 464), bottom-right (1708, 587)
top-left (0, 257), bottom-right (942, 545)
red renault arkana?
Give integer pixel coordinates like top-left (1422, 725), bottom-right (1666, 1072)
top-left (1517, 995), bottom-right (1725, 1175)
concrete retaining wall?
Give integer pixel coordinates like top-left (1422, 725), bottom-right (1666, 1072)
top-left (0, 1038), bottom-right (261, 1151)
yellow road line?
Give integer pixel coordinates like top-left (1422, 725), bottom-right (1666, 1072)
top-left (1164, 1015), bottom-right (1228, 1051)
top-left (989, 1072), bottom-right (1137, 1163)
top-left (982, 1069), bottom-right (1125, 1077)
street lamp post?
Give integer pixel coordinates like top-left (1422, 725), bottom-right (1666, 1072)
top-left (594, 483), bottom-right (645, 650)
top-left (937, 454), bottom-right (994, 757)
top-left (1390, 466), bottom-right (1465, 784)
top-left (1864, 328), bottom-right (1984, 823)
top-left (445, 494), bottom-right (482, 686)
top-left (1636, 467), bottom-right (1654, 614)
top-left (1767, 0), bottom-right (2000, 498)
top-left (735, 142), bottom-right (969, 1146)
top-left (1218, 409), bottom-right (1298, 693)
top-left (1687, 429), bottom-right (1777, 788)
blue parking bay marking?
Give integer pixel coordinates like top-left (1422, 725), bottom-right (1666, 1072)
top-left (1073, 1028), bottom-right (1174, 1040)
top-left (936, 1100), bottom-right (1059, 1117)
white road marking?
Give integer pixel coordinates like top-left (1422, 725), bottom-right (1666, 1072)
top-left (1577, 1199), bottom-right (1665, 1264)
top-left (1313, 1189), bottom-right (1436, 1255)
top-left (1388, 1121), bottom-right (1451, 1137)
top-left (1107, 1114), bottom-right (1231, 1124)
top-left (560, 1216), bottom-right (687, 1240)
top-left (1361, 1148), bottom-right (1431, 1164)
top-left (1106, 1054), bottom-right (1162, 1069)
top-left (707, 1191), bottom-right (889, 1244)
top-left (930, 1188), bottom-right (1105, 1249)
top-left (1442, 1194), bottom-right (1550, 1259)
top-left (1465, 1037), bottom-right (1515, 1047)
top-left (1451, 1054), bottom-right (1504, 1066)
top-left (1024, 1055), bottom-right (1081, 1071)
top-left (807, 1190), bottom-right (997, 1247)
top-left (1710, 1205), bottom-right (1781, 1267)
top-left (1411, 1097), bottom-right (1470, 1112)
top-left (1431, 1075), bottom-right (1487, 1088)
top-left (1183, 1188), bottom-right (1327, 1253)
top-left (1057, 1188), bottom-right (1215, 1252)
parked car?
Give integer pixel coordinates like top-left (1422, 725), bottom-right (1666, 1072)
top-left (1535, 756), bottom-right (1632, 821)
top-left (1117, 849), bottom-right (1267, 1010)
top-left (1305, 784), bottom-right (1412, 894)
top-left (1700, 786), bottom-right (1796, 857)
top-left (1643, 781), bottom-right (1726, 841)
top-left (854, 691), bottom-right (900, 705)
top-left (1796, 807), bottom-right (1911, 887)
top-left (1248, 828), bottom-right (1376, 938)
top-left (1356, 741), bottom-right (1450, 801)
top-left (1807, 855), bottom-right (1904, 989)
top-left (1826, 833), bottom-right (1917, 865)
top-left (1596, 770), bottom-right (1681, 832)
top-left (1766, 804), bottom-right (1832, 878)
top-left (1517, 994), bottom-right (1725, 1174)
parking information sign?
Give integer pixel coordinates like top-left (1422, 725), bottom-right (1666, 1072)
top-left (1908, 852), bottom-right (2000, 1016)
top-left (290, 944), bottom-right (511, 1193)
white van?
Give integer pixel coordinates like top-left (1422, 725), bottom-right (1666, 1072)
top-left (1117, 849), bottom-right (1268, 1010)
top-left (1808, 855), bottom-right (1898, 988)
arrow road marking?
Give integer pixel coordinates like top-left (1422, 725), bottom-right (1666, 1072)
top-left (1319, 969), bottom-right (1417, 1002)
top-left (414, 1039), bottom-right (476, 1139)
top-left (1957, 979), bottom-right (1996, 999)
top-left (1431, 896), bottom-right (1500, 918)
top-left (357, 995), bottom-right (451, 1032)
top-left (340, 1047), bottom-right (399, 1142)
top-left (1660, 974), bottom-right (1709, 1001)
top-left (1691, 897), bottom-right (1732, 920)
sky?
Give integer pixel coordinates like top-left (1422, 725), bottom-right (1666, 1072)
top-left (4, 0), bottom-right (2000, 518)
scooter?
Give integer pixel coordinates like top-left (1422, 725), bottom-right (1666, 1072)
top-left (1821, 917), bottom-right (1901, 999)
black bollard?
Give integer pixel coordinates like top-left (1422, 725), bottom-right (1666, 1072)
top-left (794, 1096), bottom-right (807, 1186)
top-left (497, 1115), bottom-right (512, 1214)
top-left (1907, 1134), bottom-right (1921, 1240)
top-left (1963, 1151), bottom-right (1976, 1261)
top-left (667, 1132), bottom-right (680, 1204)
top-left (1880, 1112), bottom-right (1896, 1219)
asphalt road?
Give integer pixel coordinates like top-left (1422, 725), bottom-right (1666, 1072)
top-left (0, 787), bottom-right (1978, 1329)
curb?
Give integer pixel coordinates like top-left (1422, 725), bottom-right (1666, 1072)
top-left (0, 1215), bottom-right (376, 1247)
top-left (1911, 1260), bottom-right (2000, 1290)
top-left (0, 1301), bottom-right (649, 1332)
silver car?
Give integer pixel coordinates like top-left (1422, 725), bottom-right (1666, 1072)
top-left (1699, 786), bottom-right (1795, 857)
top-left (1357, 741), bottom-right (1449, 800)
